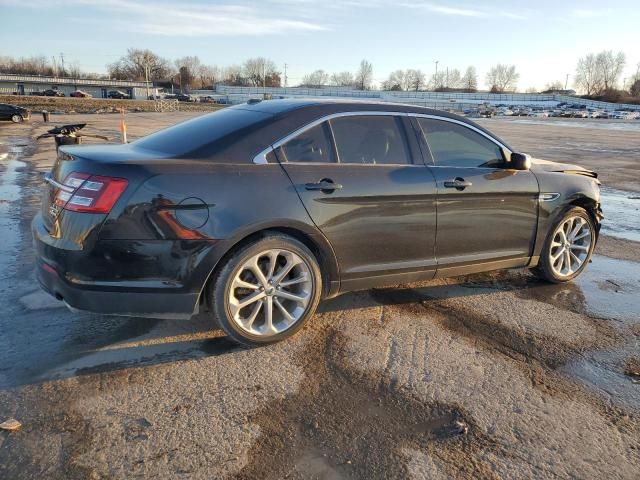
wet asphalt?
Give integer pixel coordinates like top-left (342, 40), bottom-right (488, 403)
top-left (0, 114), bottom-right (638, 479)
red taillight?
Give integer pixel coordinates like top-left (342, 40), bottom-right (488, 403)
top-left (55, 172), bottom-right (128, 213)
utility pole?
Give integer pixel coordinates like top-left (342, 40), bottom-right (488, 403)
top-left (434, 60), bottom-right (439, 89)
top-left (565, 73), bottom-right (569, 90)
top-left (284, 63), bottom-right (288, 88)
top-left (52, 56), bottom-right (58, 77)
top-left (60, 52), bottom-right (65, 77)
top-left (446, 67), bottom-right (449, 89)
top-left (263, 62), bottom-right (266, 94)
top-left (144, 64), bottom-right (150, 99)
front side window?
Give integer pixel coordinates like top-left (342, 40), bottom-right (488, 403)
top-left (418, 118), bottom-right (504, 168)
top-left (330, 115), bottom-right (411, 165)
top-left (279, 122), bottom-right (336, 163)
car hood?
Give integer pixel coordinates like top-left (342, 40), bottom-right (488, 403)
top-left (529, 158), bottom-right (598, 179)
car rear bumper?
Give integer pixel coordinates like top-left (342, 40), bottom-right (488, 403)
top-left (32, 214), bottom-right (205, 319)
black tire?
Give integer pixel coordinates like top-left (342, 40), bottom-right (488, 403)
top-left (11, 114), bottom-right (22, 123)
top-left (533, 206), bottom-right (596, 283)
top-left (209, 233), bottom-right (323, 346)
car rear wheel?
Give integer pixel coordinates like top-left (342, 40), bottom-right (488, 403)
top-left (11, 114), bottom-right (22, 123)
top-left (210, 233), bottom-right (322, 346)
top-left (534, 206), bottom-right (595, 283)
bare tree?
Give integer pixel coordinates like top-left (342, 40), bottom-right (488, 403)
top-left (461, 66), bottom-right (478, 92)
top-left (243, 57), bottom-right (279, 87)
top-left (543, 80), bottom-right (564, 92)
top-left (197, 65), bottom-right (221, 89)
top-left (574, 53), bottom-right (602, 95)
top-left (222, 65), bottom-right (244, 86)
top-left (108, 49), bottom-right (173, 81)
top-left (0, 55), bottom-right (61, 76)
top-left (630, 79), bottom-right (640, 97)
top-left (596, 50), bottom-right (625, 91)
top-left (383, 70), bottom-right (409, 91)
top-left (354, 59), bottom-right (373, 90)
top-left (485, 64), bottom-right (519, 92)
top-left (428, 71), bottom-right (446, 91)
top-left (174, 56), bottom-right (201, 91)
top-left (446, 68), bottom-right (463, 89)
top-left (301, 69), bottom-right (329, 88)
top-left (406, 69), bottom-right (426, 91)
top-left (330, 71), bottom-right (354, 87)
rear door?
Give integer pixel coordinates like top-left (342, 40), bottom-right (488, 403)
top-left (275, 113), bottom-right (438, 288)
top-left (413, 116), bottom-right (539, 275)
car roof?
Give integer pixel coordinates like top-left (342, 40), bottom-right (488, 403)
top-left (232, 98), bottom-right (475, 124)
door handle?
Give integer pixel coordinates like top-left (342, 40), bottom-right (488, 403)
top-left (305, 179), bottom-right (343, 192)
top-left (444, 177), bottom-right (472, 190)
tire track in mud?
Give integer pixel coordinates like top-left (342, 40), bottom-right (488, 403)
top-left (235, 327), bottom-right (503, 480)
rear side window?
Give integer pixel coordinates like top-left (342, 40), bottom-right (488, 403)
top-left (418, 118), bottom-right (504, 168)
top-left (279, 122), bottom-right (336, 163)
top-left (330, 115), bottom-right (411, 165)
top-left (134, 107), bottom-right (272, 156)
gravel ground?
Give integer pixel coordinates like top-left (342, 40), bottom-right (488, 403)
top-left (0, 113), bottom-right (638, 479)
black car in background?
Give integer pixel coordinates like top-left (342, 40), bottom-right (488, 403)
top-left (0, 103), bottom-right (31, 122)
top-left (165, 93), bottom-right (196, 102)
top-left (30, 89), bottom-right (65, 97)
top-left (32, 100), bottom-right (602, 345)
top-left (108, 90), bottom-right (130, 99)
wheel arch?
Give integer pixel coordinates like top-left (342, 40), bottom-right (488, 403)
top-left (197, 223), bottom-right (340, 311)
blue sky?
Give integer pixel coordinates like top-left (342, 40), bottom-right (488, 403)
top-left (1, 0), bottom-right (639, 90)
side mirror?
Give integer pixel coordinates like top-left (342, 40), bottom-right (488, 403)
top-left (509, 152), bottom-right (531, 171)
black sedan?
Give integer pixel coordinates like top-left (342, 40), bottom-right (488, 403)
top-left (0, 103), bottom-right (31, 122)
top-left (108, 90), bottom-right (130, 99)
top-left (32, 100), bottom-right (602, 345)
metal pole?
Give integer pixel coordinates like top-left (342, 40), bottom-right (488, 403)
top-left (145, 65), bottom-right (150, 99)
top-left (60, 52), bottom-right (65, 77)
top-left (565, 73), bottom-right (569, 90)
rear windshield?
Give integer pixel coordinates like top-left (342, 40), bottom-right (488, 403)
top-left (134, 107), bottom-right (272, 156)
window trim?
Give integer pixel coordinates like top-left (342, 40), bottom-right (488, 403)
top-left (411, 114), bottom-right (512, 169)
top-left (253, 111), bottom-right (512, 166)
top-left (254, 111), bottom-right (408, 165)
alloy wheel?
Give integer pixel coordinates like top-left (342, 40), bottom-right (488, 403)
top-left (549, 215), bottom-right (592, 278)
top-left (227, 248), bottom-right (313, 336)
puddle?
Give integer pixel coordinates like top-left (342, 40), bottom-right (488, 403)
top-left (561, 342), bottom-right (639, 410)
top-left (571, 256), bottom-right (639, 325)
top-left (559, 255), bottom-right (640, 410)
top-left (0, 140), bottom-right (27, 281)
top-left (599, 187), bottom-right (640, 242)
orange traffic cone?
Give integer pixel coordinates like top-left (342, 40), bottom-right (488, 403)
top-left (119, 108), bottom-right (127, 144)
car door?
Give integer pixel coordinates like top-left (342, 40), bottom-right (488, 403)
top-left (413, 116), bottom-right (539, 276)
top-left (0, 105), bottom-right (10, 120)
top-left (274, 113), bottom-right (438, 289)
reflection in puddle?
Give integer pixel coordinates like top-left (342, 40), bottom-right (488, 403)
top-left (573, 255), bottom-right (640, 325)
top-left (600, 187), bottom-right (640, 242)
top-left (559, 256), bottom-right (639, 409)
top-left (0, 141), bottom-right (27, 281)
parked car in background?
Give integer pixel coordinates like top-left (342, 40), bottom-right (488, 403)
top-left (0, 103), bottom-right (31, 122)
top-left (172, 93), bottom-right (196, 102)
top-left (33, 99), bottom-right (602, 346)
top-left (30, 89), bottom-right (64, 97)
top-left (107, 90), bottom-right (130, 99)
top-left (200, 95), bottom-right (215, 103)
top-left (70, 90), bottom-right (92, 98)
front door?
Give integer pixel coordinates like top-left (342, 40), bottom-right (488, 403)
top-left (414, 117), bottom-right (539, 276)
top-left (276, 114), bottom-right (438, 289)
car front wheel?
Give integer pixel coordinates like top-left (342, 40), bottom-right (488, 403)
top-left (210, 233), bottom-right (322, 346)
top-left (534, 206), bottom-right (596, 283)
top-left (11, 114), bottom-right (22, 123)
